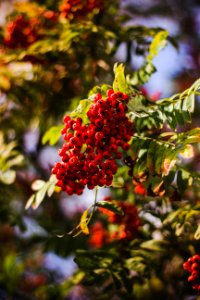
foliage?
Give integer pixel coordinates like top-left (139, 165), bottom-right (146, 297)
top-left (0, 0), bottom-right (200, 299)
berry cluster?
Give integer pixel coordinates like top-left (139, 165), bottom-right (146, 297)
top-left (59, 0), bottom-right (104, 20)
top-left (4, 15), bottom-right (39, 49)
top-left (89, 199), bottom-right (139, 248)
top-left (183, 254), bottom-right (200, 291)
top-left (100, 199), bottom-right (140, 240)
top-left (52, 89), bottom-right (133, 195)
top-left (133, 181), bottom-right (147, 195)
top-left (88, 222), bottom-right (108, 248)
top-left (3, 11), bottom-right (57, 49)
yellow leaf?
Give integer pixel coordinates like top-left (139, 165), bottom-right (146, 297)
top-left (80, 209), bottom-right (90, 235)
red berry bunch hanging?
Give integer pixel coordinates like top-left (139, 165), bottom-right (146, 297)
top-left (3, 15), bottom-right (40, 49)
top-left (99, 198), bottom-right (140, 240)
top-left (59, 0), bottom-right (104, 20)
top-left (3, 11), bottom-right (57, 50)
top-left (89, 199), bottom-right (139, 248)
top-left (52, 89), bottom-right (134, 195)
top-left (88, 222), bottom-right (109, 248)
top-left (183, 254), bottom-right (200, 292)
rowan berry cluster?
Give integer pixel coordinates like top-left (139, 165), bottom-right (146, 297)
top-left (183, 254), bottom-right (200, 291)
top-left (88, 222), bottom-right (107, 248)
top-left (99, 199), bottom-right (140, 240)
top-left (89, 199), bottom-right (139, 248)
top-left (3, 15), bottom-right (39, 49)
top-left (59, 0), bottom-right (104, 20)
top-left (52, 89), bottom-right (133, 195)
top-left (3, 11), bottom-right (57, 49)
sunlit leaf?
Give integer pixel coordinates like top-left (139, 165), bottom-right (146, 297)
top-left (70, 99), bottom-right (91, 124)
top-left (80, 209), bottom-right (90, 235)
top-left (42, 125), bottom-right (63, 145)
top-left (113, 63), bottom-right (130, 93)
top-left (96, 201), bottom-right (124, 215)
top-left (31, 180), bottom-right (45, 191)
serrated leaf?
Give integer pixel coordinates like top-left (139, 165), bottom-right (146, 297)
top-left (42, 125), bottom-right (63, 145)
top-left (128, 94), bottom-right (150, 114)
top-left (70, 99), bottom-right (91, 124)
top-left (147, 30), bottom-right (169, 62)
top-left (113, 63), bottom-right (129, 93)
top-left (96, 201), bottom-right (124, 216)
top-left (182, 93), bottom-right (195, 112)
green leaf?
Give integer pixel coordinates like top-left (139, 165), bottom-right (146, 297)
top-left (96, 201), bottom-right (124, 215)
top-left (42, 125), bottom-right (63, 145)
top-left (146, 141), bottom-right (157, 174)
top-left (127, 30), bottom-right (168, 86)
top-left (155, 144), bottom-right (169, 175)
top-left (140, 240), bottom-right (168, 252)
top-left (133, 157), bottom-right (148, 178)
top-left (177, 128), bottom-right (200, 145)
top-left (112, 176), bottom-right (125, 188)
top-left (125, 257), bottom-right (147, 273)
top-left (112, 166), bottom-right (129, 188)
top-left (113, 63), bottom-right (129, 93)
top-left (88, 84), bottom-right (112, 98)
top-left (182, 93), bottom-right (195, 112)
top-left (70, 99), bottom-right (91, 124)
top-left (147, 30), bottom-right (169, 62)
